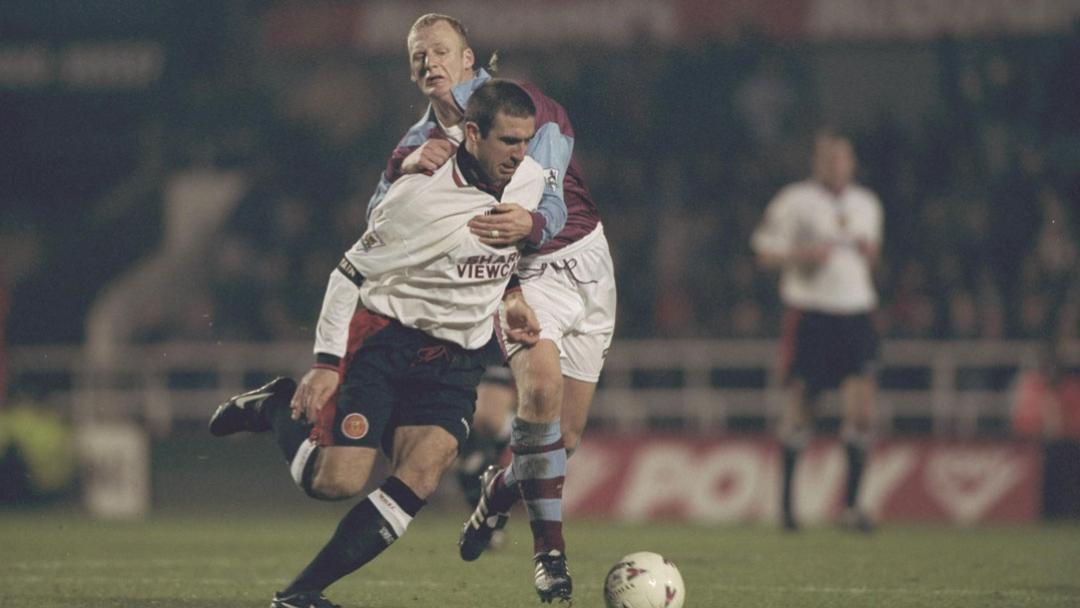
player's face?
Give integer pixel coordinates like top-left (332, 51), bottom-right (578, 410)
top-left (408, 21), bottom-right (475, 101)
top-left (467, 112), bottom-right (536, 186)
top-left (813, 136), bottom-right (856, 193)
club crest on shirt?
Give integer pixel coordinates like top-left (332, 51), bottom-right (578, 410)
top-left (341, 413), bottom-right (369, 440)
top-left (543, 168), bottom-right (560, 190)
top-left (360, 230), bottom-right (384, 251)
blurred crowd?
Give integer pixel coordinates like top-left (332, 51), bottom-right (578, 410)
top-left (4, 27), bottom-right (1079, 347)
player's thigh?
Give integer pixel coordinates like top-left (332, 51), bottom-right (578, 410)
top-left (778, 379), bottom-right (813, 437)
top-left (311, 446), bottom-right (379, 498)
top-left (390, 425), bottom-right (462, 499)
top-left (840, 374), bottom-right (876, 428)
top-left (560, 376), bottom-right (597, 453)
top-left (509, 339), bottom-right (564, 422)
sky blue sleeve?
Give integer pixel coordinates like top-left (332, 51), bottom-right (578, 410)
top-left (526, 122), bottom-right (572, 246)
top-left (365, 174), bottom-right (392, 222)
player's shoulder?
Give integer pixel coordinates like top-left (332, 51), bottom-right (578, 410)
top-left (503, 157), bottom-right (546, 209)
top-left (773, 180), bottom-right (818, 205)
top-left (515, 156), bottom-right (544, 180)
top-left (382, 161), bottom-right (453, 201)
top-left (848, 183), bottom-right (883, 208)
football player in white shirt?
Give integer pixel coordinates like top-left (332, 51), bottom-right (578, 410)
top-left (752, 131), bottom-right (882, 532)
top-left (209, 80), bottom-right (547, 608)
top-left (373, 15), bottom-right (617, 604)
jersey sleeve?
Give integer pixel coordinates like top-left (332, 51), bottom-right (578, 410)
top-left (518, 82), bottom-right (573, 248)
top-left (751, 189), bottom-right (795, 259)
top-left (316, 177), bottom-right (460, 360)
top-left (312, 259), bottom-right (364, 362)
top-left (867, 192), bottom-right (884, 246)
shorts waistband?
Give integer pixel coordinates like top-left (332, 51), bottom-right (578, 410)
top-left (523, 223), bottom-right (606, 264)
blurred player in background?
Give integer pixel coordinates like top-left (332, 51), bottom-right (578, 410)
top-left (210, 80), bottom-right (544, 608)
top-left (751, 131), bottom-right (883, 532)
top-left (367, 14), bottom-right (617, 604)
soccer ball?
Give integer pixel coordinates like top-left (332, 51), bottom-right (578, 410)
top-left (603, 551), bottom-right (685, 608)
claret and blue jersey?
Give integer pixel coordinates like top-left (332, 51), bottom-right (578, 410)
top-left (366, 68), bottom-right (601, 256)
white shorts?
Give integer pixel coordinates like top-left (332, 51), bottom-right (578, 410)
top-left (502, 224), bottom-right (617, 383)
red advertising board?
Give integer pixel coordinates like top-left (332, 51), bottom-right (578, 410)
top-left (563, 436), bottom-right (1042, 524)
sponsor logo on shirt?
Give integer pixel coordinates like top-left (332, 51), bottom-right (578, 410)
top-left (456, 252), bottom-right (520, 280)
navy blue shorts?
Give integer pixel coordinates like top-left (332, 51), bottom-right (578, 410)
top-left (781, 309), bottom-right (878, 393)
top-left (315, 310), bottom-right (503, 455)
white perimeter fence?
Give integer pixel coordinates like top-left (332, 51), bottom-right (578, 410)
top-left (10, 339), bottom-right (1078, 438)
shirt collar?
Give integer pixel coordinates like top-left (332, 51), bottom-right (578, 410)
top-left (455, 142), bottom-right (505, 198)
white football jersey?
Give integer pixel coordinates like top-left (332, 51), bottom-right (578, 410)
top-left (751, 180), bottom-right (882, 313)
top-left (314, 154), bottom-right (545, 355)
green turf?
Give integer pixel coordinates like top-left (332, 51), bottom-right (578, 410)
top-left (3, 510), bottom-right (1079, 607)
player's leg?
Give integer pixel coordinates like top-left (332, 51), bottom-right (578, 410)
top-left (508, 341), bottom-right (568, 536)
top-left (559, 377), bottom-right (595, 456)
top-left (778, 380), bottom-right (815, 531)
top-left (457, 370), bottom-right (515, 506)
top-left (275, 426), bottom-right (456, 606)
top-left (275, 324), bottom-right (486, 607)
top-left (777, 309), bottom-right (821, 531)
top-left (839, 372), bottom-right (876, 531)
top-left (836, 312), bottom-right (878, 531)
top-left (209, 376), bottom-right (347, 500)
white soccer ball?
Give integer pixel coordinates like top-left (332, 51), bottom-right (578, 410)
top-left (603, 551), bottom-right (685, 608)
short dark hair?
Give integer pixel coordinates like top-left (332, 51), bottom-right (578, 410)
top-left (464, 79), bottom-right (536, 137)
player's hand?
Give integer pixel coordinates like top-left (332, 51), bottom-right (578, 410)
top-left (503, 293), bottom-right (541, 346)
top-left (401, 139), bottom-right (456, 175)
top-left (469, 203), bottom-right (534, 246)
top-left (856, 239), bottom-right (880, 263)
top-left (290, 367), bottom-right (340, 423)
top-left (793, 243), bottom-right (832, 274)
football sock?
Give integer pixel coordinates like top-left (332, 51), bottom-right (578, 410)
top-left (843, 431), bottom-right (870, 509)
top-left (283, 476), bottom-right (425, 594)
top-left (511, 417), bottom-right (566, 554)
top-left (264, 395), bottom-right (319, 497)
top-left (780, 430), bottom-right (809, 521)
top-left (781, 445), bottom-right (799, 520)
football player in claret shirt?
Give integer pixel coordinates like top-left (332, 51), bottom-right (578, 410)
top-left (374, 14), bottom-right (618, 604)
top-left (209, 80), bottom-right (547, 608)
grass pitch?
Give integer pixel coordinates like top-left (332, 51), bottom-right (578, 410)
top-left (3, 510), bottom-right (1079, 607)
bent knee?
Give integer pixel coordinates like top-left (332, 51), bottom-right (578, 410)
top-left (519, 378), bottom-right (563, 415)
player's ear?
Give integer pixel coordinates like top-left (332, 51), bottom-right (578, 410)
top-left (463, 47), bottom-right (475, 71)
top-left (465, 121), bottom-right (481, 144)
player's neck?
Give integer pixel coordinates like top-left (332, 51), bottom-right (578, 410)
top-left (431, 98), bottom-right (464, 130)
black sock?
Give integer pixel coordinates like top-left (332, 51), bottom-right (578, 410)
top-left (845, 441), bottom-right (866, 509)
top-left (263, 396), bottom-right (319, 496)
top-left (284, 476), bottom-right (426, 594)
top-left (781, 445), bottom-right (799, 520)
